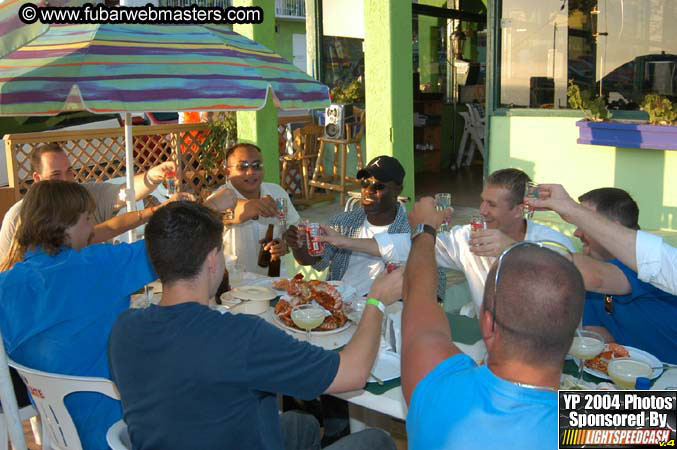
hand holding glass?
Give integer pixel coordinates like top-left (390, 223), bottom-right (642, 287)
top-left (524, 182), bottom-right (539, 219)
top-left (434, 193), bottom-right (452, 232)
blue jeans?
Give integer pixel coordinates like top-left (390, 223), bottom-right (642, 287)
top-left (280, 411), bottom-right (396, 450)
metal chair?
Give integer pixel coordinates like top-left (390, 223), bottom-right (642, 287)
top-left (8, 360), bottom-right (120, 450)
top-left (106, 420), bottom-right (132, 450)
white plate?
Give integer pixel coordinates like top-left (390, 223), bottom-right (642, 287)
top-left (368, 351), bottom-right (401, 383)
top-left (230, 285), bottom-right (276, 301)
top-left (271, 313), bottom-right (351, 336)
top-left (576, 345), bottom-right (663, 380)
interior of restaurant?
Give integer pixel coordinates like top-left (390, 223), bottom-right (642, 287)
top-left (320, 0), bottom-right (488, 205)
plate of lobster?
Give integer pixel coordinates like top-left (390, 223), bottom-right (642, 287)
top-left (272, 274), bottom-right (353, 335)
top-left (580, 343), bottom-right (663, 380)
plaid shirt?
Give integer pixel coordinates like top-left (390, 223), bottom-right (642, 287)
top-left (313, 205), bottom-right (447, 298)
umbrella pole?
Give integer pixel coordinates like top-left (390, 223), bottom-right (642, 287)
top-left (124, 113), bottom-right (137, 243)
top-left (0, 332), bottom-right (28, 450)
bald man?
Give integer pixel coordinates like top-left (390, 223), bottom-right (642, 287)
top-left (401, 197), bottom-right (584, 450)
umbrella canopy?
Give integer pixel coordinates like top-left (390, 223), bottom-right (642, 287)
top-left (0, 23), bottom-right (330, 114)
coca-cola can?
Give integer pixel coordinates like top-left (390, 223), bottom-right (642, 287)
top-left (305, 223), bottom-right (324, 256)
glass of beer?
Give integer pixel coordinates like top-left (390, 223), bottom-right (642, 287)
top-left (291, 303), bottom-right (326, 343)
top-left (434, 193), bottom-right (452, 232)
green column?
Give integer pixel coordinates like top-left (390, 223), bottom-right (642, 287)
top-left (234, 0), bottom-right (279, 184)
top-left (364, 0), bottom-right (415, 201)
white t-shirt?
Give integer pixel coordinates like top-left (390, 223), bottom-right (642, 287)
top-left (341, 218), bottom-right (391, 296)
top-left (374, 220), bottom-right (575, 316)
top-left (636, 230), bottom-right (677, 296)
top-left (222, 181), bottom-right (300, 275)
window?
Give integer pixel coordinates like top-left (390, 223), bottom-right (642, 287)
top-left (499, 0), bottom-right (677, 110)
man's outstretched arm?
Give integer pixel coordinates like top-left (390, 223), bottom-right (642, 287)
top-left (401, 198), bottom-right (459, 405)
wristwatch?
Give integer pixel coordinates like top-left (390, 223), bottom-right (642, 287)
top-left (411, 224), bottom-right (436, 241)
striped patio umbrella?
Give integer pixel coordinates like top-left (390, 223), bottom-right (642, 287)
top-left (0, 20), bottom-right (330, 237)
top-left (0, 23), bottom-right (330, 114)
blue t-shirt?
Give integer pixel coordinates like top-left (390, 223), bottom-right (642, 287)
top-left (108, 303), bottom-right (340, 450)
top-left (407, 354), bottom-right (558, 450)
top-left (583, 259), bottom-right (677, 363)
top-left (0, 241), bottom-right (154, 450)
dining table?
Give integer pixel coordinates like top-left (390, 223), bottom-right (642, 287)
top-left (133, 275), bottom-right (677, 433)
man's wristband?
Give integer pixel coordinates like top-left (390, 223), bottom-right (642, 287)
top-left (366, 297), bottom-right (386, 314)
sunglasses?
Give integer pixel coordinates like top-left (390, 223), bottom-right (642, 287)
top-left (490, 240), bottom-right (574, 332)
top-left (360, 179), bottom-right (386, 191)
top-left (228, 161), bottom-right (264, 171)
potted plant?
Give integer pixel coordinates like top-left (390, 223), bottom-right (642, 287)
top-left (571, 80), bottom-right (677, 151)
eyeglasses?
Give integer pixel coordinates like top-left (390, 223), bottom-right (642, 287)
top-left (227, 161), bottom-right (264, 172)
top-left (490, 240), bottom-right (573, 332)
top-left (360, 179), bottom-right (386, 191)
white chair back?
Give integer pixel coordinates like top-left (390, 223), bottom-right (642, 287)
top-left (8, 360), bottom-right (119, 450)
top-left (0, 332), bottom-right (28, 450)
top-left (106, 420), bottom-right (132, 450)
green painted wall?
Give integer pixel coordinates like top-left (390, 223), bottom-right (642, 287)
top-left (364, 0), bottom-right (415, 202)
top-left (275, 20), bottom-right (306, 64)
top-left (234, 0), bottom-right (279, 185)
top-left (488, 116), bottom-right (677, 240)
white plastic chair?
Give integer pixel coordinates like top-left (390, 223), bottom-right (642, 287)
top-left (0, 402), bottom-right (36, 450)
top-left (8, 360), bottom-right (120, 450)
top-left (106, 420), bottom-right (131, 450)
top-left (0, 332), bottom-right (28, 450)
top-left (454, 103), bottom-right (486, 169)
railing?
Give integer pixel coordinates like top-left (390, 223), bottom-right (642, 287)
top-left (275, 0), bottom-right (305, 18)
top-left (3, 123), bottom-right (226, 201)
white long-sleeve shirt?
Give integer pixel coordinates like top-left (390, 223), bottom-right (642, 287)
top-left (374, 220), bottom-right (575, 316)
top-left (636, 230), bottom-right (677, 296)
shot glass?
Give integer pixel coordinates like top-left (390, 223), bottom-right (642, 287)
top-left (470, 216), bottom-right (486, 236)
top-left (434, 193), bottom-right (452, 232)
top-left (275, 197), bottom-right (288, 226)
top-left (165, 171), bottom-right (177, 196)
top-left (524, 181), bottom-right (539, 219)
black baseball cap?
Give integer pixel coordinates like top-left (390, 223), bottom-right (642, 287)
top-left (356, 156), bottom-right (405, 185)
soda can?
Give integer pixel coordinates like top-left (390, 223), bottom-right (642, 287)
top-left (305, 223), bottom-right (324, 256)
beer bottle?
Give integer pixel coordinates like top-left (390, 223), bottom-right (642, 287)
top-left (257, 224), bottom-right (274, 268)
top-left (214, 268), bottom-right (230, 304)
top-left (268, 242), bottom-right (281, 277)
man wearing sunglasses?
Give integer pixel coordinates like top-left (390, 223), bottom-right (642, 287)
top-left (285, 155), bottom-right (445, 298)
top-left (220, 143), bottom-right (300, 274)
top-left (401, 198), bottom-right (585, 450)
top-left (534, 187), bottom-right (676, 364)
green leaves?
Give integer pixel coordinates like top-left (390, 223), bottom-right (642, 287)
top-left (641, 94), bottom-right (677, 126)
top-left (199, 112), bottom-right (237, 170)
top-left (567, 79), bottom-right (612, 122)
